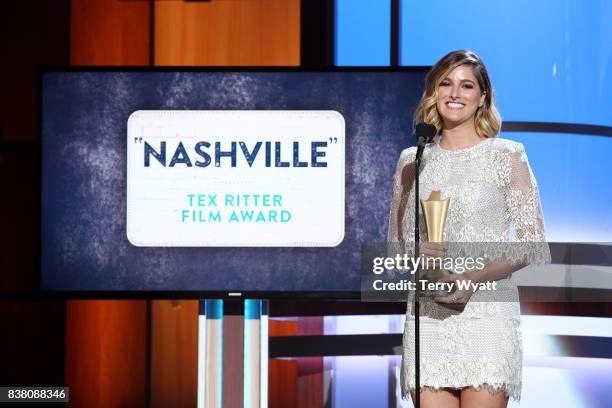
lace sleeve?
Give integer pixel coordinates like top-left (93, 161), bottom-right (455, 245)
top-left (387, 148), bottom-right (417, 257)
top-left (503, 143), bottom-right (551, 265)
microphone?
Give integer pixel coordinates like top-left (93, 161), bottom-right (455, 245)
top-left (412, 122), bottom-right (436, 408)
top-left (415, 122), bottom-right (436, 160)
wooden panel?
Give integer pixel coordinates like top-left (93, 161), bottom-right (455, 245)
top-left (297, 316), bottom-right (323, 335)
top-left (269, 318), bottom-right (324, 407)
top-left (71, 0), bottom-right (150, 65)
top-left (65, 300), bottom-right (148, 408)
top-left (150, 300), bottom-right (198, 408)
top-left (269, 359), bottom-right (298, 408)
top-left (154, 0), bottom-right (300, 66)
top-left (66, 3), bottom-right (151, 407)
top-left (297, 357), bottom-right (324, 408)
top-left (269, 319), bottom-right (298, 336)
top-left (269, 320), bottom-right (298, 408)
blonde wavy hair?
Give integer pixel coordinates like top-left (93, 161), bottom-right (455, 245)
top-left (414, 50), bottom-right (501, 139)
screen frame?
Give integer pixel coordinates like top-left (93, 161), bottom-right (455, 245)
top-left (38, 65), bottom-right (431, 299)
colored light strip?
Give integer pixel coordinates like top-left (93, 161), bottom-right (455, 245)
top-left (244, 300), bottom-right (262, 408)
top-left (197, 312), bottom-right (206, 408)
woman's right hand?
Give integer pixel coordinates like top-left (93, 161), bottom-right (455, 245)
top-left (419, 241), bottom-right (448, 260)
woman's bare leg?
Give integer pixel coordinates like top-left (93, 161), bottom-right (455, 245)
top-left (411, 387), bottom-right (460, 408)
top-left (460, 386), bottom-right (509, 408)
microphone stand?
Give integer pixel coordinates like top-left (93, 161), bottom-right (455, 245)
top-left (413, 142), bottom-right (425, 408)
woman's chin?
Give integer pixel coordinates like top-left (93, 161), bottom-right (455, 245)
top-left (441, 117), bottom-right (471, 130)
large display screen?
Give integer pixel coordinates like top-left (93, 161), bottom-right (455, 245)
top-left (40, 68), bottom-right (426, 294)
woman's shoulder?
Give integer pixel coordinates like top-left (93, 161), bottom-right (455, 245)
top-left (487, 137), bottom-right (526, 155)
top-left (397, 146), bottom-right (418, 163)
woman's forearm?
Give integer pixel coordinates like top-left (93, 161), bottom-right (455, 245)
top-left (465, 258), bottom-right (526, 283)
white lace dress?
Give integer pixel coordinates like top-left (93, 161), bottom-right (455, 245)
top-left (387, 137), bottom-right (551, 402)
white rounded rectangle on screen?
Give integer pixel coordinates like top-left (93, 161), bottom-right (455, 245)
top-left (127, 110), bottom-right (345, 247)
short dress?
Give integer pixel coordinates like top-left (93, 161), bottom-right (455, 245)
top-left (387, 137), bottom-right (551, 402)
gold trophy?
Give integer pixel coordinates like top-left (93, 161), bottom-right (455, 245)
top-left (419, 190), bottom-right (454, 297)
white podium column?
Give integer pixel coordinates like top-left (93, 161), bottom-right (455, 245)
top-left (244, 300), bottom-right (269, 408)
top-left (197, 300), bottom-right (223, 408)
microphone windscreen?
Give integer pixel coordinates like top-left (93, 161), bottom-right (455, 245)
top-left (415, 123), bottom-right (437, 143)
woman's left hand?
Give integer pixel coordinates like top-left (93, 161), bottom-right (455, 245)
top-left (434, 272), bottom-right (477, 305)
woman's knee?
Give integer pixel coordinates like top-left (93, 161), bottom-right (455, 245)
top-left (460, 386), bottom-right (509, 408)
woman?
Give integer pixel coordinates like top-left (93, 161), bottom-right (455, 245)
top-left (387, 50), bottom-right (550, 407)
